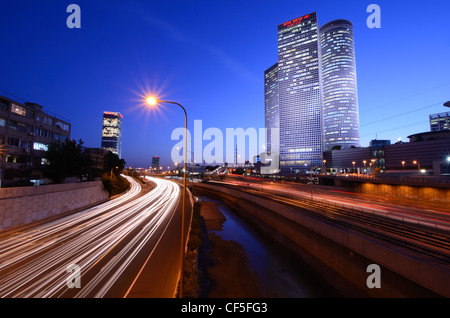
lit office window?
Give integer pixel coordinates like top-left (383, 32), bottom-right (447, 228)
top-left (33, 142), bottom-right (48, 151)
top-left (11, 104), bottom-right (27, 116)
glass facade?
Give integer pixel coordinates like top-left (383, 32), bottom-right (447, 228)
top-left (319, 19), bottom-right (360, 151)
top-left (264, 62), bottom-right (279, 155)
top-left (101, 111), bottom-right (122, 158)
top-left (277, 12), bottom-right (323, 174)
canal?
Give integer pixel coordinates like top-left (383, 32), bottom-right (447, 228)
top-left (199, 196), bottom-right (342, 298)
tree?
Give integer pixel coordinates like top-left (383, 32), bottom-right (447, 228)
top-left (104, 151), bottom-right (126, 174)
top-left (46, 139), bottom-right (93, 183)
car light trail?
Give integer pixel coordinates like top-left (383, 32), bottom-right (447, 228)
top-left (215, 179), bottom-right (450, 231)
top-left (0, 176), bottom-right (181, 298)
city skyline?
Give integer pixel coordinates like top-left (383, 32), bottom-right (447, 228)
top-left (0, 1), bottom-right (449, 168)
top-left (267, 12), bottom-right (362, 174)
top-left (1, 1), bottom-right (450, 302)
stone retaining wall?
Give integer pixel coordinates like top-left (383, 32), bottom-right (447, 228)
top-left (0, 181), bottom-right (109, 231)
top-left (355, 182), bottom-right (450, 204)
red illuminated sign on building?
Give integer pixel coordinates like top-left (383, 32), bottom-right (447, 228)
top-left (282, 14), bottom-right (311, 28)
top-left (104, 111), bottom-right (123, 118)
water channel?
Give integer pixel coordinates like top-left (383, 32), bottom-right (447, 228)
top-left (200, 196), bottom-right (342, 298)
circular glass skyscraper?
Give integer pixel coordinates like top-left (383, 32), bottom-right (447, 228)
top-left (319, 19), bottom-right (360, 151)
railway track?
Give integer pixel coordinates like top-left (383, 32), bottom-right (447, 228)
top-left (204, 181), bottom-right (450, 264)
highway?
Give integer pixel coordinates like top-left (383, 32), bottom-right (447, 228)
top-left (201, 178), bottom-right (450, 263)
top-left (214, 177), bottom-right (450, 231)
top-left (0, 176), bottom-right (189, 298)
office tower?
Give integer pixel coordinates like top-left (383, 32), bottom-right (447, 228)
top-left (320, 19), bottom-right (360, 151)
top-left (152, 156), bottom-right (160, 171)
top-left (429, 111), bottom-right (450, 131)
top-left (278, 12), bottom-right (323, 174)
top-left (101, 111), bottom-right (122, 158)
top-left (264, 62), bottom-right (279, 155)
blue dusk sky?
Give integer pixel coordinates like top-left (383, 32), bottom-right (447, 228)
top-left (0, 0), bottom-right (449, 168)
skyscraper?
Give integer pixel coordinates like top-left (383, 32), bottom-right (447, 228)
top-left (152, 156), bottom-right (160, 171)
top-left (101, 111), bottom-right (122, 158)
top-left (277, 12), bottom-right (323, 174)
top-left (319, 19), bottom-right (360, 151)
top-left (264, 62), bottom-right (279, 155)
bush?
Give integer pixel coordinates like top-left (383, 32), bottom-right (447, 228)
top-left (101, 172), bottom-right (130, 197)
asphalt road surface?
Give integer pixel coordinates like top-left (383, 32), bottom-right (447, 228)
top-left (0, 176), bottom-right (191, 298)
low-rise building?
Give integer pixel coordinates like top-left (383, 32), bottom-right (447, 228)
top-left (430, 111), bottom-right (450, 132)
top-left (85, 147), bottom-right (109, 171)
top-left (0, 94), bottom-right (71, 186)
top-left (384, 131), bottom-right (450, 174)
top-left (324, 132), bottom-right (450, 176)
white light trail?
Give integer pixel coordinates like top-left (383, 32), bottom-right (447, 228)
top-left (0, 176), bottom-right (181, 298)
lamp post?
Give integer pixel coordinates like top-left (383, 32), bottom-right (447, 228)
top-left (147, 96), bottom-right (187, 297)
top-left (401, 161), bottom-right (405, 170)
top-left (363, 160), bottom-right (367, 174)
top-left (371, 159), bottom-right (376, 174)
top-left (413, 160), bottom-right (421, 174)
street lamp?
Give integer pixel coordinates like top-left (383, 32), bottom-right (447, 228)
top-left (370, 159), bottom-right (376, 174)
top-left (352, 161), bottom-right (356, 174)
top-left (401, 161), bottom-right (405, 170)
top-left (413, 160), bottom-right (421, 174)
top-left (147, 96), bottom-right (188, 297)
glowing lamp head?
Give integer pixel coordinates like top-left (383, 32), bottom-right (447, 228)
top-left (146, 97), bottom-right (158, 106)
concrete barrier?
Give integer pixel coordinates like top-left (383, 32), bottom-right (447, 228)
top-left (0, 181), bottom-right (109, 231)
top-left (194, 183), bottom-right (450, 297)
top-left (355, 182), bottom-right (450, 204)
